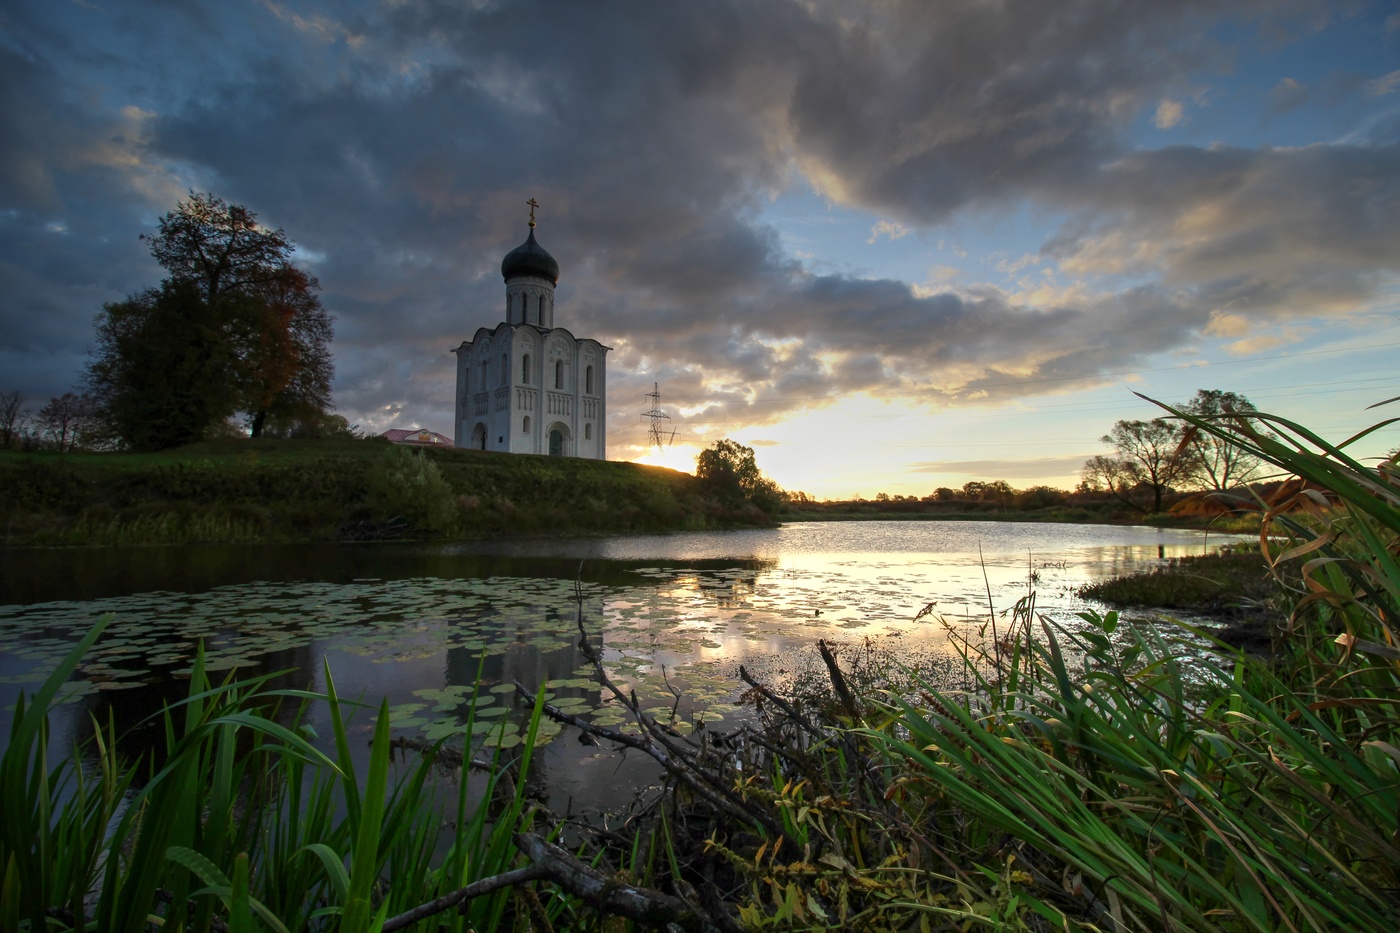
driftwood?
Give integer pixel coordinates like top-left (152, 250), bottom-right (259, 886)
top-left (381, 574), bottom-right (917, 931)
top-left (380, 832), bottom-right (739, 933)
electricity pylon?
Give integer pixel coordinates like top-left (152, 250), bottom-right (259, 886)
top-left (640, 383), bottom-right (677, 451)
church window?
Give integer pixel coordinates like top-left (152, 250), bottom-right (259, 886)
top-left (523, 415), bottom-right (531, 433)
top-left (554, 359), bottom-right (563, 389)
top-left (480, 361), bottom-right (488, 391)
top-left (522, 354), bottom-right (531, 383)
top-left (538, 295), bottom-right (546, 322)
top-left (501, 354), bottom-right (508, 385)
top-left (584, 423), bottom-right (592, 440)
top-left (585, 365), bottom-right (594, 394)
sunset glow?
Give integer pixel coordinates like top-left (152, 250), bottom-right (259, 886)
top-left (2, 2), bottom-right (1397, 494)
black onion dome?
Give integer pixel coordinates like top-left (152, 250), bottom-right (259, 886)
top-left (500, 227), bottom-right (559, 284)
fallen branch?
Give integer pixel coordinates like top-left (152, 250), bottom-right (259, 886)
top-left (516, 832), bottom-right (742, 933)
top-left (378, 866), bottom-right (545, 932)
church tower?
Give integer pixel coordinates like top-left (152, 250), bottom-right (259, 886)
top-left (452, 203), bottom-right (609, 459)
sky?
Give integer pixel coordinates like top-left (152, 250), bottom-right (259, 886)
top-left (2, 0), bottom-right (1398, 500)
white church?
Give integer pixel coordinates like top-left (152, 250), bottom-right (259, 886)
top-left (453, 205), bottom-right (609, 458)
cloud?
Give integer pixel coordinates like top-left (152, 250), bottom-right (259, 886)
top-left (867, 219), bottom-right (909, 244)
top-left (909, 456), bottom-right (1093, 481)
top-left (1367, 70), bottom-right (1400, 97)
top-left (1154, 99), bottom-right (1185, 129)
top-left (0, 0), bottom-right (1393, 465)
top-left (1268, 77), bottom-right (1309, 115)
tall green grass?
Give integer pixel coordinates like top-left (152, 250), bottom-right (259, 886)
top-left (849, 401), bottom-right (1400, 930)
top-left (0, 623), bottom-right (549, 931)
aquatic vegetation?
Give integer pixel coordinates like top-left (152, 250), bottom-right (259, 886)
top-left (0, 616), bottom-right (549, 932)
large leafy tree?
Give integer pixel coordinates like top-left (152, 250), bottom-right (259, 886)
top-left (1083, 418), bottom-right (1197, 513)
top-left (88, 281), bottom-right (242, 450)
top-left (87, 193), bottom-right (334, 448)
top-left (696, 438), bottom-right (783, 512)
top-left (1179, 389), bottom-right (1267, 490)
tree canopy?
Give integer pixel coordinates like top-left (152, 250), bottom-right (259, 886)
top-left (695, 439), bottom-right (783, 512)
top-left (1179, 389), bottom-right (1267, 490)
top-left (1082, 417), bottom-right (1195, 513)
top-left (1080, 389), bottom-right (1267, 512)
top-left (87, 193), bottom-right (334, 448)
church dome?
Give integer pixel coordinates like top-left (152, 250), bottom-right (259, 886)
top-left (501, 227), bottom-right (559, 284)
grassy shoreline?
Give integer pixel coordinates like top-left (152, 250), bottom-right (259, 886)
top-left (1, 439), bottom-right (1259, 548)
top-left (1080, 547), bottom-right (1287, 653)
top-left (0, 439), bottom-right (776, 547)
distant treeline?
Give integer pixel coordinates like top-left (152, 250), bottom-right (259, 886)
top-left (784, 478), bottom-right (1276, 528)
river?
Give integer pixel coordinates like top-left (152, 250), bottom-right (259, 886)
top-left (0, 520), bottom-right (1241, 816)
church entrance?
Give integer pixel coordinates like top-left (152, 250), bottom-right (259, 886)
top-left (471, 423), bottom-right (487, 450)
top-left (546, 422), bottom-right (571, 457)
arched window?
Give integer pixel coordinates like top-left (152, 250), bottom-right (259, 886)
top-left (501, 353), bottom-right (508, 385)
top-left (554, 359), bottom-right (564, 389)
top-left (538, 295), bottom-right (546, 322)
top-left (521, 354), bottom-right (531, 384)
top-left (585, 365), bottom-right (594, 394)
top-left (584, 423), bottom-right (592, 440)
top-left (523, 415), bottom-right (531, 433)
top-left (520, 293), bottom-right (528, 323)
top-left (480, 361), bottom-right (488, 391)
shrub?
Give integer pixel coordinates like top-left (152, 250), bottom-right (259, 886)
top-left (365, 444), bottom-right (458, 533)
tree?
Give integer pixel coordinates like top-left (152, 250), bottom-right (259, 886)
top-left (236, 265), bottom-right (334, 437)
top-left (87, 281), bottom-right (242, 450)
top-left (1178, 389), bottom-right (1267, 490)
top-left (696, 439), bottom-right (783, 511)
top-left (88, 192), bottom-right (334, 447)
top-left (37, 392), bottom-right (97, 452)
top-left (0, 390), bottom-right (28, 450)
top-left (142, 192), bottom-right (293, 302)
top-left (1079, 454), bottom-right (1145, 510)
top-left (1088, 418), bottom-right (1196, 513)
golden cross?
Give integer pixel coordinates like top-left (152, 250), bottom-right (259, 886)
top-left (527, 197), bottom-right (540, 226)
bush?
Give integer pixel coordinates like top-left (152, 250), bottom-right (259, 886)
top-left (365, 444), bottom-right (457, 534)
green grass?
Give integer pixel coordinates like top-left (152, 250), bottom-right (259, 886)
top-left (0, 617), bottom-right (553, 932)
top-left (0, 437), bottom-right (775, 546)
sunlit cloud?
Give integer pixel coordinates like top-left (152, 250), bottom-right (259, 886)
top-left (1154, 99), bottom-right (1185, 129)
top-left (867, 219), bottom-right (910, 244)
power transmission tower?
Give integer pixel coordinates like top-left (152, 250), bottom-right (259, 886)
top-left (640, 382), bottom-right (677, 451)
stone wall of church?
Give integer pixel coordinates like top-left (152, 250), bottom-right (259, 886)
top-left (456, 324), bottom-right (607, 460)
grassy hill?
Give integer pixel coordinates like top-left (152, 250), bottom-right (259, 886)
top-left (0, 438), bottom-right (774, 547)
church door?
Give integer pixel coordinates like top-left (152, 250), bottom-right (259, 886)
top-left (549, 429), bottom-right (564, 456)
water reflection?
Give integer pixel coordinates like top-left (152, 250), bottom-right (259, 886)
top-left (1, 521), bottom-right (1245, 813)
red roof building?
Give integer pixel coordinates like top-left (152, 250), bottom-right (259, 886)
top-left (381, 428), bottom-right (454, 448)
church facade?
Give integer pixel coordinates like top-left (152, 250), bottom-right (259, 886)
top-left (452, 214), bottom-right (608, 459)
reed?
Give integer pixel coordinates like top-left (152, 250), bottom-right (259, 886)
top-left (1, 626), bottom-right (551, 931)
top-left (845, 400), bottom-right (1400, 930)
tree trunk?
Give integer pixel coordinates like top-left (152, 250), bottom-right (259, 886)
top-left (250, 409), bottom-right (267, 438)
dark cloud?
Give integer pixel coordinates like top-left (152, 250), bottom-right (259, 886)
top-left (1268, 77), bottom-right (1310, 115)
top-left (0, 0), bottom-right (1390, 460)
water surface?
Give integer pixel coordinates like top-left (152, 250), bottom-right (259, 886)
top-left (0, 520), bottom-right (1239, 815)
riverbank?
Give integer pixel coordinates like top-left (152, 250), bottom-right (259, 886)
top-left (0, 439), bottom-right (775, 546)
top-left (1080, 547), bottom-right (1289, 653)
